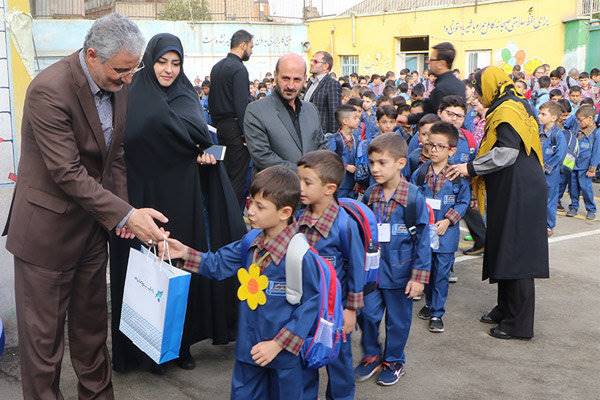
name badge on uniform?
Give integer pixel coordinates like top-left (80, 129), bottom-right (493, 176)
top-left (426, 198), bottom-right (442, 210)
top-left (365, 250), bottom-right (380, 271)
top-left (378, 223), bottom-right (391, 243)
top-left (266, 281), bottom-right (286, 297)
top-left (545, 147), bottom-right (554, 155)
top-left (460, 154), bottom-right (469, 162)
top-left (392, 224), bottom-right (408, 235)
top-left (580, 142), bottom-right (590, 149)
top-left (443, 195), bottom-right (456, 205)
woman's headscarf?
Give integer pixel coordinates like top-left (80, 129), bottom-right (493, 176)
top-left (471, 66), bottom-right (543, 213)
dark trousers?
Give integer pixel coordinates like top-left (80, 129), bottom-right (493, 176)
top-left (464, 207), bottom-right (486, 247)
top-left (14, 226), bottom-right (113, 400)
top-left (488, 278), bottom-right (535, 338)
top-left (216, 118), bottom-right (250, 205)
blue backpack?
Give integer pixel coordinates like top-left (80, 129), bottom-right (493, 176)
top-left (240, 229), bottom-right (344, 369)
top-left (337, 198), bottom-right (380, 295)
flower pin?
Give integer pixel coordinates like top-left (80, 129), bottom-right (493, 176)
top-left (237, 264), bottom-right (268, 310)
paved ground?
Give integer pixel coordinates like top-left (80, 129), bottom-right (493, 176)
top-left (1, 188), bottom-right (599, 400)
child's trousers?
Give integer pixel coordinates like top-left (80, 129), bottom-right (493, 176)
top-left (302, 335), bottom-right (355, 400)
top-left (357, 287), bottom-right (412, 364)
top-left (425, 252), bottom-right (454, 318)
top-left (558, 167), bottom-right (571, 205)
top-left (569, 170), bottom-right (597, 213)
top-left (231, 359), bottom-right (304, 400)
top-left (546, 171), bottom-right (561, 229)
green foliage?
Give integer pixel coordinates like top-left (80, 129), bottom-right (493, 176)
top-left (158, 0), bottom-right (211, 21)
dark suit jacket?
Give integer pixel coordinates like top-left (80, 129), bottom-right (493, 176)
top-left (307, 74), bottom-right (342, 133)
top-left (408, 71), bottom-right (466, 124)
top-left (244, 93), bottom-right (326, 171)
top-left (3, 51), bottom-right (131, 267)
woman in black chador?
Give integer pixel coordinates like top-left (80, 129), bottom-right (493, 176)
top-left (110, 33), bottom-right (246, 372)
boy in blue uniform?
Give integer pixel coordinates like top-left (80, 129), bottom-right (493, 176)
top-left (354, 133), bottom-right (431, 386)
top-left (566, 105), bottom-right (600, 220)
top-left (537, 102), bottom-right (568, 235)
top-left (327, 105), bottom-right (361, 198)
top-left (438, 95), bottom-right (477, 165)
top-left (297, 150), bottom-right (366, 400)
top-left (557, 99), bottom-right (576, 211)
top-left (411, 123), bottom-right (470, 332)
top-left (162, 166), bottom-right (321, 400)
top-left (361, 90), bottom-right (378, 141)
top-left (404, 114), bottom-right (440, 178)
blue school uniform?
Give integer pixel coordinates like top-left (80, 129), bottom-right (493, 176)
top-left (463, 108), bottom-right (478, 132)
top-left (411, 164), bottom-right (470, 318)
top-left (540, 125), bottom-right (567, 229)
top-left (362, 112), bottom-right (378, 143)
top-left (570, 128), bottom-right (600, 213)
top-left (327, 132), bottom-right (360, 198)
top-left (403, 146), bottom-right (424, 179)
top-left (357, 180), bottom-right (431, 365)
top-left (559, 128), bottom-right (579, 205)
top-left (449, 133), bottom-right (476, 165)
top-left (191, 227), bottom-right (321, 400)
top-left (408, 132), bottom-right (421, 154)
top-left (299, 204), bottom-right (365, 400)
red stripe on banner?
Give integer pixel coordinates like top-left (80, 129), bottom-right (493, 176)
top-left (8, 173), bottom-right (17, 182)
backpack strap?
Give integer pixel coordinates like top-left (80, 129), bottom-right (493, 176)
top-left (416, 160), bottom-right (432, 188)
top-left (239, 229), bottom-right (261, 266)
top-left (285, 233), bottom-right (310, 305)
top-left (405, 184), bottom-right (419, 239)
top-left (461, 129), bottom-right (477, 155)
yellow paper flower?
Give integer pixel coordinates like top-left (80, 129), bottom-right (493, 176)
top-left (237, 264), bottom-right (268, 310)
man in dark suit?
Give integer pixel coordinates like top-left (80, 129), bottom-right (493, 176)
top-left (2, 14), bottom-right (167, 400)
top-left (244, 53), bottom-right (326, 171)
top-left (304, 51), bottom-right (342, 134)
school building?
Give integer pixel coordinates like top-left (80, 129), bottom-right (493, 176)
top-left (305, 0), bottom-right (600, 78)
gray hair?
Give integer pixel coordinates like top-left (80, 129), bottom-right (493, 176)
top-left (83, 13), bottom-right (145, 62)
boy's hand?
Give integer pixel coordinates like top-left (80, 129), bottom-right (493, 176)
top-left (346, 164), bottom-right (357, 174)
top-left (405, 280), bottom-right (424, 299)
top-left (250, 340), bottom-right (282, 367)
top-left (586, 169), bottom-right (596, 177)
top-left (435, 219), bottom-right (451, 236)
top-left (343, 309), bottom-right (357, 335)
top-left (158, 237), bottom-right (188, 260)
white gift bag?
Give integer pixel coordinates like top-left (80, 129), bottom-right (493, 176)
top-left (119, 245), bottom-right (191, 364)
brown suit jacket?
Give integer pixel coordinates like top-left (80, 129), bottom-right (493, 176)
top-left (3, 51), bottom-right (131, 268)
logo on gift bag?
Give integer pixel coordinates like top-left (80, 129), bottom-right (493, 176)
top-left (155, 291), bottom-right (163, 302)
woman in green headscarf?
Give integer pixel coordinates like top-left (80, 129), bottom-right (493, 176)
top-left (447, 66), bottom-right (548, 340)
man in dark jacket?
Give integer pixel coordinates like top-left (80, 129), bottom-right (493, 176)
top-left (209, 30), bottom-right (253, 204)
top-left (304, 51), bottom-right (342, 133)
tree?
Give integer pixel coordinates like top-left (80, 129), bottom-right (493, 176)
top-left (158, 0), bottom-right (211, 21)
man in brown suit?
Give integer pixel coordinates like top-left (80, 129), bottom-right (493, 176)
top-left (2, 14), bottom-right (168, 400)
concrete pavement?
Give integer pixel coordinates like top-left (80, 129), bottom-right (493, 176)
top-left (1, 190), bottom-right (599, 400)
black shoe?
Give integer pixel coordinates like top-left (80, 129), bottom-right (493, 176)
top-left (176, 349), bottom-right (196, 370)
top-left (417, 306), bottom-right (432, 320)
top-left (150, 363), bottom-right (166, 375)
top-left (479, 313), bottom-right (499, 324)
top-left (463, 245), bottom-right (484, 256)
top-left (489, 327), bottom-right (531, 341)
top-left (557, 202), bottom-right (565, 211)
top-left (429, 317), bottom-right (444, 333)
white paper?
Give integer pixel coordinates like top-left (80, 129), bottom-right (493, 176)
top-left (426, 198), bottom-right (442, 210)
top-left (377, 223), bottom-right (391, 243)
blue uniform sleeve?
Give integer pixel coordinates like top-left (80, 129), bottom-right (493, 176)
top-left (445, 179), bottom-right (470, 225)
top-left (590, 131), bottom-right (600, 170)
top-left (198, 239), bottom-right (245, 281)
top-left (344, 218), bottom-right (365, 309)
top-left (281, 253), bottom-right (322, 340)
top-left (411, 191), bottom-right (432, 283)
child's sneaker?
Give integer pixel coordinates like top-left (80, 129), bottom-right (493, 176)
top-left (429, 317), bottom-right (444, 333)
top-left (417, 305), bottom-right (432, 320)
top-left (449, 270), bottom-right (458, 283)
top-left (376, 362), bottom-right (405, 386)
top-left (586, 212), bottom-right (596, 220)
top-left (566, 209), bottom-right (578, 217)
top-left (412, 295), bottom-right (422, 301)
top-left (354, 355), bottom-right (382, 382)
top-left (557, 202), bottom-right (564, 211)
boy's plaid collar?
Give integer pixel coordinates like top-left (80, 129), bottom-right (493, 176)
top-left (368, 177), bottom-right (410, 207)
top-left (297, 201), bottom-right (339, 239)
top-left (251, 222), bottom-right (299, 265)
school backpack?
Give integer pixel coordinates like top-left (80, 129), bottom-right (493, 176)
top-left (460, 128), bottom-right (477, 160)
top-left (239, 230), bottom-right (344, 369)
top-left (337, 198), bottom-right (380, 295)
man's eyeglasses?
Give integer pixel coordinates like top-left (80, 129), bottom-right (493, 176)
top-left (443, 109), bottom-right (466, 119)
top-left (310, 59), bottom-right (325, 64)
top-left (424, 143), bottom-right (452, 151)
top-left (107, 61), bottom-right (145, 78)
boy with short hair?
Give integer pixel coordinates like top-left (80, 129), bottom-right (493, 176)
top-left (437, 95), bottom-right (477, 165)
top-left (398, 82), bottom-right (410, 102)
top-left (569, 86), bottom-right (583, 112)
top-left (590, 68), bottom-right (600, 86)
top-left (412, 122), bottom-right (470, 332)
top-left (533, 76), bottom-right (551, 110)
top-left (361, 90), bottom-right (378, 139)
top-left (538, 101), bottom-right (568, 236)
top-left (162, 166), bottom-right (323, 400)
top-left (579, 72), bottom-right (600, 104)
top-left (328, 104), bottom-right (362, 198)
top-left (395, 104), bottom-right (412, 138)
top-left (549, 69), bottom-right (567, 95)
top-left (566, 106), bottom-right (600, 220)
top-left (549, 89), bottom-right (563, 101)
top-left (376, 105), bottom-right (399, 135)
top-left (411, 83), bottom-right (425, 103)
top-left (297, 150), bottom-right (366, 400)
top-left (408, 113), bottom-right (440, 154)
top-left (355, 133), bottom-right (431, 386)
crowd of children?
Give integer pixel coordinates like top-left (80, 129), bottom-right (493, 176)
top-left (167, 62), bottom-right (600, 400)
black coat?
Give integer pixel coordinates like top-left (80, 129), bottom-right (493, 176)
top-left (408, 71), bottom-right (466, 124)
top-left (481, 122), bottom-right (549, 281)
top-left (307, 74), bottom-right (342, 133)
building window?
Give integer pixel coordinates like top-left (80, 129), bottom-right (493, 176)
top-left (466, 50), bottom-right (492, 75)
top-left (340, 55), bottom-right (359, 76)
